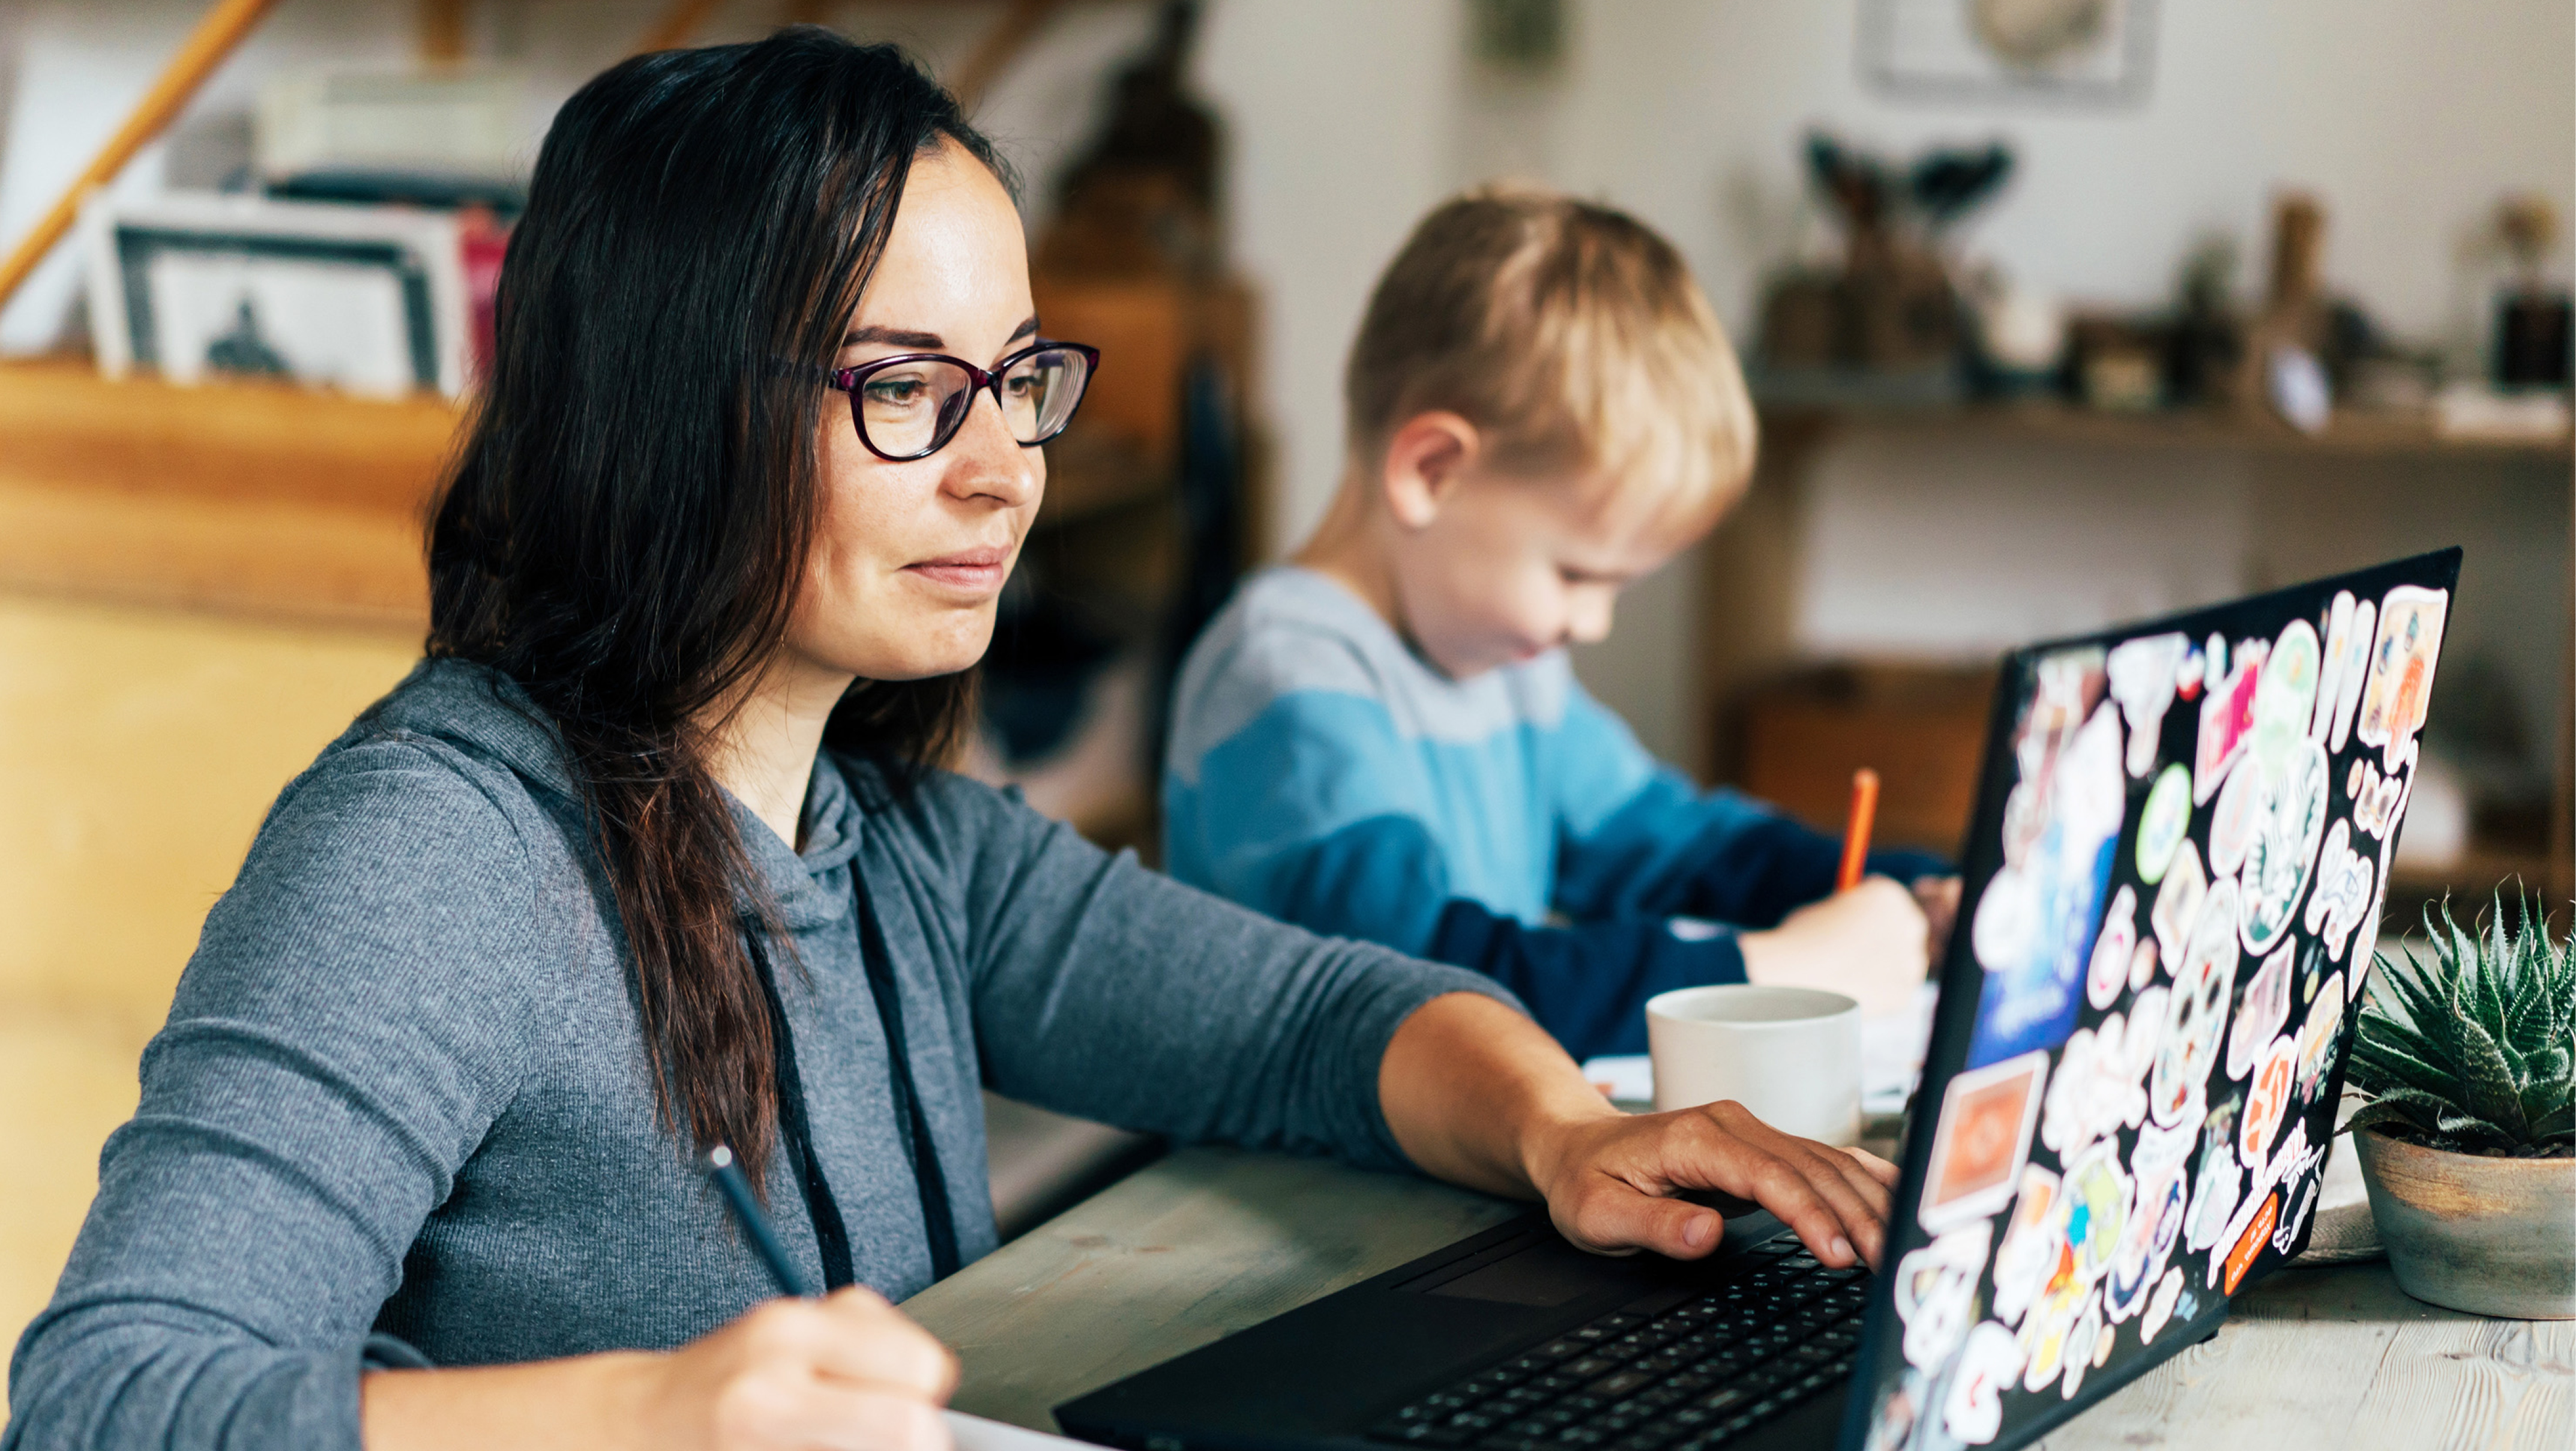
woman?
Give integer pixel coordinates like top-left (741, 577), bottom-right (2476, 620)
top-left (6, 32), bottom-right (1897, 1451)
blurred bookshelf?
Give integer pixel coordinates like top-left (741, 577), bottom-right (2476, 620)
top-left (0, 359), bottom-right (454, 631)
top-left (1753, 397), bottom-right (2575, 463)
top-left (1707, 399), bottom-right (2576, 929)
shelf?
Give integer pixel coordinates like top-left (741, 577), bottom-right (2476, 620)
top-left (1756, 396), bottom-right (2574, 462)
top-left (0, 360), bottom-right (458, 630)
top-left (2385, 847), bottom-right (2572, 914)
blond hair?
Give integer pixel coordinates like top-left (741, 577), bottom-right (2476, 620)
top-left (1343, 185), bottom-right (1756, 519)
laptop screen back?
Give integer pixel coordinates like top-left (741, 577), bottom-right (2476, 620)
top-left (1844, 549), bottom-right (2461, 1451)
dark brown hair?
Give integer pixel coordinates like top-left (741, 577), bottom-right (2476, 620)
top-left (427, 30), bottom-right (1004, 1187)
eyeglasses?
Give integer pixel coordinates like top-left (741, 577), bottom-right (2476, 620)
top-left (826, 341), bottom-right (1100, 462)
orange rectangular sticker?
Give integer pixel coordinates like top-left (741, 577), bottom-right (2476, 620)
top-left (2223, 1190), bottom-right (2280, 1295)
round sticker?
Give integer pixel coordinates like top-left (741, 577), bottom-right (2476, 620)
top-left (2252, 618), bottom-right (2322, 741)
top-left (2240, 739), bottom-right (2331, 957)
top-left (2135, 764), bottom-right (2192, 884)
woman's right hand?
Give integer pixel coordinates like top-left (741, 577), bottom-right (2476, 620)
top-left (363, 1285), bottom-right (957, 1451)
top-left (636, 1287), bottom-right (959, 1451)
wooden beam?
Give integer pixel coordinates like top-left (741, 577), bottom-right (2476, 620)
top-left (0, 0), bottom-right (283, 315)
top-left (634, 0), bottom-right (730, 54)
top-left (949, 0), bottom-right (1067, 112)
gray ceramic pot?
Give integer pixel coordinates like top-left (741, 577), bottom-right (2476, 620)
top-left (2353, 1126), bottom-right (2576, 1320)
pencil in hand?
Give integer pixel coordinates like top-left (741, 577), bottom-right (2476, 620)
top-left (1835, 768), bottom-right (1879, 893)
top-left (706, 1144), bottom-right (814, 1299)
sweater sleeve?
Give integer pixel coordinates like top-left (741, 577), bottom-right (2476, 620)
top-left (1422, 899), bottom-right (1747, 1059)
top-left (1550, 686), bottom-right (1950, 929)
top-left (4, 740), bottom-right (559, 1451)
top-left (940, 781), bottom-right (1520, 1172)
top-left (1164, 682), bottom-right (1457, 952)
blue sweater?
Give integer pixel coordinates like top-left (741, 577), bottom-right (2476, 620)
top-left (1164, 568), bottom-right (1940, 1058)
top-left (6, 659), bottom-right (1512, 1449)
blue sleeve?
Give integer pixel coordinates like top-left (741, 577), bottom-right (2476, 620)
top-left (1423, 897), bottom-right (1747, 1059)
top-left (1548, 686), bottom-right (1949, 928)
top-left (1166, 689), bottom-right (1455, 955)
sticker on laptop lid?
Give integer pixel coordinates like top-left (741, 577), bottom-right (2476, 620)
top-left (2222, 1190), bottom-right (2280, 1294)
top-left (2305, 822), bottom-right (2374, 962)
top-left (2295, 971), bottom-right (2347, 1100)
top-left (2150, 839), bottom-right (2207, 976)
top-left (2225, 949), bottom-right (2293, 1081)
top-left (2150, 881), bottom-right (2240, 1128)
top-left (1919, 1049), bottom-right (2049, 1232)
top-left (2238, 738), bottom-right (2330, 958)
top-left (2194, 641), bottom-right (2266, 804)
top-left (2183, 1099), bottom-right (2245, 1255)
top-left (2135, 765), bottom-right (2192, 884)
top-left (2311, 592), bottom-right (2357, 741)
top-left (1990, 1165), bottom-right (2062, 1327)
top-left (1940, 1321), bottom-right (2025, 1446)
top-left (2356, 586), bottom-right (2448, 774)
top-left (2106, 632), bottom-right (2189, 778)
top-left (2086, 886), bottom-right (2138, 1010)
top-left (2238, 1033), bottom-right (2299, 1171)
top-left (1969, 694), bottom-right (2123, 1066)
top-left (2138, 1265), bottom-right (2186, 1345)
top-left (1894, 1221), bottom-right (1993, 1369)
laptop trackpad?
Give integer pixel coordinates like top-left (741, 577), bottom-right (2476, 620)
top-left (1424, 1240), bottom-right (1610, 1307)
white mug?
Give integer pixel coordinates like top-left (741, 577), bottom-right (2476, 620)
top-left (1645, 985), bottom-right (1864, 1146)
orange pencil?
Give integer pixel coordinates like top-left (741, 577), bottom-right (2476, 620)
top-left (1835, 768), bottom-right (1879, 893)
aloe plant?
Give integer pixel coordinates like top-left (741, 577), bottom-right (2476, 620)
top-left (2343, 890), bottom-right (2576, 1157)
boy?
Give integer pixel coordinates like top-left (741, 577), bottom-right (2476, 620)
top-left (1164, 187), bottom-right (1954, 1060)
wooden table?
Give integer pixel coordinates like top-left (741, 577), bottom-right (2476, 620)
top-left (904, 1147), bottom-right (2575, 1451)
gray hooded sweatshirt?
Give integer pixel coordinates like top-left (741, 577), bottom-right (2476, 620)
top-left (5, 660), bottom-right (1514, 1449)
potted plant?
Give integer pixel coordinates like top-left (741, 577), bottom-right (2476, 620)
top-left (2343, 890), bottom-right (2575, 1319)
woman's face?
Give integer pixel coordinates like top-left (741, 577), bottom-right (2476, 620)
top-left (787, 142), bottom-right (1041, 687)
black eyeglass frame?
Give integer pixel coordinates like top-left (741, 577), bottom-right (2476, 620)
top-left (825, 340), bottom-right (1101, 463)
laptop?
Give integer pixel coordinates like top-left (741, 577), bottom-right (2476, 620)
top-left (1058, 548), bottom-right (2460, 1451)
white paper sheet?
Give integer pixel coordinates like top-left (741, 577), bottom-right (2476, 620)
top-left (946, 1409), bottom-right (1106, 1451)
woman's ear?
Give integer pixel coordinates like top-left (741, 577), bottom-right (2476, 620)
top-left (1379, 412), bottom-right (1481, 531)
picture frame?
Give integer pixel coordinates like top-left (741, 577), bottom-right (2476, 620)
top-left (79, 192), bottom-right (469, 399)
top-left (1858, 0), bottom-right (2159, 108)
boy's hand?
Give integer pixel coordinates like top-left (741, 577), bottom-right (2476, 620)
top-left (1737, 877), bottom-right (1928, 1015)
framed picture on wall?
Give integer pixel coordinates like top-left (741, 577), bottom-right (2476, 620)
top-left (79, 192), bottom-right (469, 399)
top-left (1859, 0), bottom-right (2159, 107)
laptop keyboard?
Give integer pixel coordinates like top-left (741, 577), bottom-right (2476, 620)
top-left (1365, 1241), bottom-right (1870, 1451)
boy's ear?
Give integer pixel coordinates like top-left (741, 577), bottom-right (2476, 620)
top-left (1379, 412), bottom-right (1481, 530)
